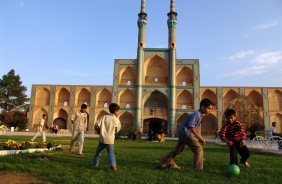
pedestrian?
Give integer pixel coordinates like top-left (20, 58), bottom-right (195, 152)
top-left (69, 103), bottom-right (88, 155)
top-left (93, 103), bottom-right (121, 171)
top-left (31, 114), bottom-right (47, 142)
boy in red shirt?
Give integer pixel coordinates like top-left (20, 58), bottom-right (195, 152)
top-left (219, 109), bottom-right (250, 168)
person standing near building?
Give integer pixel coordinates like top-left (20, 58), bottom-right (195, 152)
top-left (69, 104), bottom-right (88, 155)
top-left (159, 98), bottom-right (213, 171)
top-left (31, 114), bottom-right (47, 142)
top-left (93, 103), bottom-right (121, 171)
top-left (268, 122), bottom-right (282, 137)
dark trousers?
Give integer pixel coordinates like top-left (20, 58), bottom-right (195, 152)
top-left (229, 140), bottom-right (250, 165)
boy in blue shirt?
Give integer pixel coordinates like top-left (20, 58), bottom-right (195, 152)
top-left (160, 98), bottom-right (213, 171)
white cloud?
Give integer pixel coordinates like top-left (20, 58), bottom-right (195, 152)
top-left (255, 21), bottom-right (278, 29)
top-left (62, 69), bottom-right (93, 77)
top-left (253, 51), bottom-right (282, 65)
top-left (219, 50), bottom-right (282, 78)
top-left (219, 65), bottom-right (268, 78)
top-left (227, 50), bottom-right (257, 60)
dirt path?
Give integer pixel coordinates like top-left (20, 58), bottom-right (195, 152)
top-left (0, 172), bottom-right (50, 184)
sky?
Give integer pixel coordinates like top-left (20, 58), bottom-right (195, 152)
top-left (1, 0), bottom-right (282, 98)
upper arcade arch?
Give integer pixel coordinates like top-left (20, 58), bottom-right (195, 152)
top-left (176, 90), bottom-right (193, 109)
top-left (269, 90), bottom-right (282, 111)
top-left (76, 88), bottom-right (91, 107)
top-left (119, 66), bottom-right (137, 85)
top-left (223, 89), bottom-right (239, 109)
top-left (35, 88), bottom-right (50, 106)
top-left (119, 89), bottom-right (136, 108)
top-left (96, 88), bottom-right (112, 108)
top-left (144, 55), bottom-right (168, 86)
top-left (247, 90), bottom-right (263, 110)
top-left (57, 88), bottom-right (70, 106)
top-left (176, 66), bottom-right (193, 86)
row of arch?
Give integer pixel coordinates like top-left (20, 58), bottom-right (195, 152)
top-left (35, 87), bottom-right (282, 111)
top-left (119, 55), bottom-right (194, 86)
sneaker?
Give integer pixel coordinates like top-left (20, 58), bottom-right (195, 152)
top-left (111, 166), bottom-right (117, 171)
top-left (244, 162), bottom-right (251, 168)
top-left (69, 147), bottom-right (72, 152)
top-left (169, 162), bottom-right (180, 169)
top-left (78, 153), bottom-right (83, 156)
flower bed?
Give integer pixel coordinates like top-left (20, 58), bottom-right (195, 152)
top-left (0, 139), bottom-right (60, 156)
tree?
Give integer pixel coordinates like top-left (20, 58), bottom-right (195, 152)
top-left (0, 69), bottom-right (29, 111)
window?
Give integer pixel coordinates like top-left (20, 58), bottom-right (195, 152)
top-left (127, 80), bottom-right (131, 85)
top-left (63, 101), bottom-right (68, 106)
top-left (126, 103), bottom-right (130, 108)
top-left (103, 102), bottom-right (108, 108)
top-left (182, 81), bottom-right (186, 86)
top-left (155, 78), bottom-right (158, 82)
top-left (182, 105), bottom-right (187, 109)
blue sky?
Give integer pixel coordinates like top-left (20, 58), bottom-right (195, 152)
top-left (1, 0), bottom-right (282, 97)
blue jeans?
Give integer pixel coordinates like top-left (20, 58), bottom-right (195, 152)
top-left (92, 142), bottom-right (116, 167)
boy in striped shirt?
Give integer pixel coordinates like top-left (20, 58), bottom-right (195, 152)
top-left (219, 109), bottom-right (250, 168)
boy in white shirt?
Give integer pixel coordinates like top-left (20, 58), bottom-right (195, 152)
top-left (93, 103), bottom-right (121, 171)
top-left (69, 104), bottom-right (88, 155)
top-left (31, 114), bottom-right (47, 142)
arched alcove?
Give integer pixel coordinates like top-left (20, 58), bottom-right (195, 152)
top-left (176, 66), bottom-right (193, 86)
top-left (176, 90), bottom-right (193, 109)
top-left (53, 109), bottom-right (68, 129)
top-left (119, 89), bottom-right (136, 108)
top-left (32, 108), bottom-right (48, 128)
top-left (223, 90), bottom-right (239, 109)
top-left (96, 88), bottom-right (112, 108)
top-left (269, 90), bottom-right (282, 111)
top-left (119, 66), bottom-right (137, 85)
top-left (247, 90), bottom-right (263, 110)
top-left (35, 88), bottom-right (50, 106)
top-left (77, 88), bottom-right (91, 106)
top-left (57, 88), bottom-right (70, 106)
top-left (143, 90), bottom-right (168, 117)
top-left (119, 111), bottom-right (134, 133)
top-left (144, 55), bottom-right (168, 86)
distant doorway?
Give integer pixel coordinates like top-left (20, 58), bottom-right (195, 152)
top-left (144, 118), bottom-right (167, 140)
top-left (53, 117), bottom-right (67, 129)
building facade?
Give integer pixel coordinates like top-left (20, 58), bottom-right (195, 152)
top-left (27, 0), bottom-right (282, 137)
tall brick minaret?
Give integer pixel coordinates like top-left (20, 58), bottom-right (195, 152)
top-left (167, 0), bottom-right (178, 136)
top-left (136, 0), bottom-right (147, 131)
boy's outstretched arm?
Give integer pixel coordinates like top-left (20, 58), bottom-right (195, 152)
top-left (189, 127), bottom-right (206, 145)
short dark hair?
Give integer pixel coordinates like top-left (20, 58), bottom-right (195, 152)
top-left (42, 114), bottom-right (46, 118)
top-left (81, 104), bottom-right (87, 109)
top-left (200, 98), bottom-right (213, 107)
top-left (272, 122), bottom-right (276, 126)
top-left (109, 103), bottom-right (120, 114)
top-left (224, 109), bottom-right (236, 117)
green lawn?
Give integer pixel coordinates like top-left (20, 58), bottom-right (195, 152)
top-left (0, 136), bottom-right (281, 184)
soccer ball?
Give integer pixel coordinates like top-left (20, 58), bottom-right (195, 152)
top-left (227, 164), bottom-right (240, 176)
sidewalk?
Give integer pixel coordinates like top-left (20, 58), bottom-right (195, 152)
top-left (1, 131), bottom-right (281, 154)
top-left (1, 131), bottom-right (99, 138)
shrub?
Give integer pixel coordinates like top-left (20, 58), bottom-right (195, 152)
top-left (0, 111), bottom-right (28, 130)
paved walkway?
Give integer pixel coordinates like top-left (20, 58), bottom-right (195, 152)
top-left (1, 131), bottom-right (281, 154)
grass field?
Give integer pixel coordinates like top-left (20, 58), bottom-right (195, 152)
top-left (0, 136), bottom-right (281, 184)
